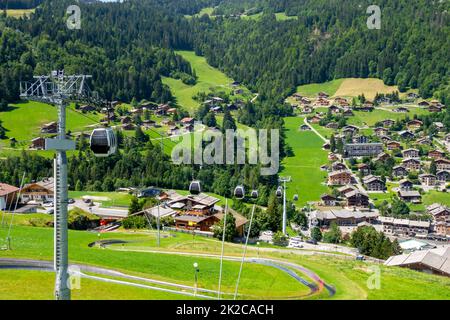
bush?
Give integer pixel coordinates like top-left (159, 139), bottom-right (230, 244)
top-left (272, 231), bottom-right (289, 247)
top-left (122, 215), bottom-right (149, 229)
top-left (311, 227), bottom-right (323, 242)
top-left (68, 208), bottom-right (100, 230)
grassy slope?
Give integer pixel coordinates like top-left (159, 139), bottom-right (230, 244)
top-left (347, 108), bottom-right (429, 127)
top-left (295, 79), bottom-right (344, 97)
top-left (0, 101), bottom-right (101, 144)
top-left (162, 51), bottom-right (238, 112)
top-left (0, 225), bottom-right (309, 299)
top-left (281, 117), bottom-right (329, 206)
top-left (4, 9), bottom-right (34, 18)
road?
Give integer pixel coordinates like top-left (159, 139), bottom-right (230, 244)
top-left (69, 200), bottom-right (128, 219)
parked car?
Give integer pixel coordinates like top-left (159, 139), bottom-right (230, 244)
top-left (43, 201), bottom-right (53, 208)
top-left (46, 208), bottom-right (54, 214)
top-left (306, 239), bottom-right (318, 245)
top-left (356, 255), bottom-right (366, 261)
top-left (68, 198), bottom-right (75, 204)
top-left (83, 198), bottom-right (92, 204)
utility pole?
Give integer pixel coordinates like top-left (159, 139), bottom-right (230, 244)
top-left (279, 176), bottom-right (291, 235)
top-left (20, 71), bottom-right (92, 300)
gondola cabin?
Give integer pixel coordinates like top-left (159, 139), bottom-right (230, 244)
top-left (189, 180), bottom-right (201, 195)
top-left (90, 128), bottom-right (117, 157)
top-left (234, 185), bottom-right (245, 199)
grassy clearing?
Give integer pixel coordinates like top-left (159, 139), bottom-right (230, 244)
top-left (281, 117), bottom-right (329, 206)
top-left (333, 78), bottom-right (399, 100)
top-left (68, 191), bottom-right (133, 207)
top-left (0, 101), bottom-right (101, 144)
top-left (295, 79), bottom-right (344, 97)
top-left (347, 107), bottom-right (429, 127)
top-left (162, 50), bottom-right (244, 112)
top-left (4, 9), bottom-right (35, 18)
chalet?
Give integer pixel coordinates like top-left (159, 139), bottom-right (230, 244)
top-left (325, 122), bottom-right (339, 129)
top-left (300, 97), bottom-right (311, 105)
top-left (393, 165), bottom-right (408, 177)
top-left (380, 135), bottom-right (393, 143)
top-left (394, 107), bottom-right (409, 113)
top-left (21, 178), bottom-right (54, 204)
top-left (155, 104), bottom-right (170, 116)
top-left (430, 100), bottom-right (443, 107)
top-left (356, 105), bottom-right (374, 112)
top-left (30, 137), bottom-right (46, 150)
top-left (329, 105), bottom-right (341, 114)
top-left (174, 215), bottom-right (218, 232)
top-left (160, 118), bottom-right (174, 126)
top-left (374, 152), bottom-right (391, 163)
top-left (428, 150), bottom-right (445, 160)
top-left (402, 148), bottom-right (420, 159)
top-left (374, 127), bottom-right (389, 137)
top-left (363, 175), bottom-right (386, 191)
top-left (142, 119), bottom-right (156, 128)
top-left (357, 163), bottom-right (371, 176)
top-left (309, 115), bottom-right (322, 124)
top-left (213, 210), bottom-right (248, 237)
top-left (332, 162), bottom-right (347, 171)
top-left (341, 125), bottom-right (359, 135)
top-left (402, 158), bottom-right (421, 171)
top-left (344, 190), bottom-right (369, 208)
top-left (318, 92), bottom-right (329, 98)
top-left (386, 141), bottom-right (401, 150)
top-left (0, 183), bottom-right (19, 210)
top-left (322, 142), bottom-right (331, 150)
top-left (120, 116), bottom-right (132, 124)
top-left (399, 179), bottom-right (414, 191)
top-left (122, 123), bottom-right (135, 130)
top-left (398, 190), bottom-right (421, 203)
top-left (446, 133), bottom-right (450, 143)
top-left (321, 194), bottom-right (338, 206)
top-left (292, 93), bottom-right (302, 99)
top-left (398, 130), bottom-right (415, 140)
top-left (141, 102), bottom-right (158, 110)
top-left (302, 106), bottom-right (313, 114)
top-left (338, 185), bottom-right (356, 196)
top-left (211, 106), bottom-right (222, 113)
top-left (168, 125), bottom-right (180, 135)
top-left (419, 174), bottom-right (436, 187)
top-left (407, 119), bottom-right (423, 130)
top-left (79, 105), bottom-right (95, 112)
top-left (418, 100), bottom-right (430, 107)
top-left (167, 108), bottom-right (177, 115)
top-left (416, 137), bottom-right (432, 145)
top-left (406, 92), bottom-right (419, 101)
top-left (316, 98), bottom-right (330, 106)
top-left (436, 170), bottom-right (450, 182)
top-left (310, 209), bottom-right (378, 227)
top-left (180, 117), bottom-right (194, 125)
top-left (344, 143), bottom-right (383, 157)
top-left (130, 108), bottom-right (142, 115)
top-left (111, 101), bottom-right (121, 107)
top-left (335, 97), bottom-right (349, 106)
top-left (328, 153), bottom-right (338, 161)
top-left (429, 105), bottom-right (443, 113)
top-left (41, 122), bottom-right (57, 134)
top-left (435, 158), bottom-right (450, 171)
top-left (212, 97), bottom-right (224, 103)
top-left (382, 119), bottom-right (395, 128)
top-left (343, 109), bottom-right (354, 117)
top-left (328, 170), bottom-right (352, 186)
top-left (379, 217), bottom-right (430, 238)
top-left (427, 204), bottom-right (450, 237)
top-left (433, 122), bottom-right (445, 131)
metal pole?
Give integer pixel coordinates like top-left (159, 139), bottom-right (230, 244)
top-left (54, 97), bottom-right (71, 300)
top-left (157, 202), bottom-right (160, 247)
top-left (233, 203), bottom-right (256, 300)
top-left (282, 180), bottom-right (287, 235)
top-left (217, 198), bottom-right (228, 300)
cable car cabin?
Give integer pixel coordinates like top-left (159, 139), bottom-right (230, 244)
top-left (234, 185), bottom-right (245, 199)
top-left (276, 186), bottom-right (283, 198)
top-left (251, 190), bottom-right (259, 199)
top-left (189, 180), bottom-right (201, 195)
top-left (90, 128), bottom-right (117, 157)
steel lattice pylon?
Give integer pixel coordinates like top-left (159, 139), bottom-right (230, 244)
top-left (20, 71), bottom-right (92, 300)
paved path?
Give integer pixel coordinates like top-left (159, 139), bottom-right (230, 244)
top-left (303, 117), bottom-right (328, 143)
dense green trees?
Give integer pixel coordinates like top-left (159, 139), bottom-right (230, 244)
top-left (350, 226), bottom-right (402, 259)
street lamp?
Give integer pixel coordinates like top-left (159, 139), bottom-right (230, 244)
top-left (193, 262), bottom-right (199, 296)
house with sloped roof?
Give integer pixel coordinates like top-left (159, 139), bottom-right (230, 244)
top-left (0, 183), bottom-right (19, 210)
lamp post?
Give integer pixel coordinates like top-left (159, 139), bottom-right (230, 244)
top-left (193, 262), bottom-right (199, 296)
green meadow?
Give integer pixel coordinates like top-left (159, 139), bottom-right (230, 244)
top-left (280, 117), bottom-right (329, 206)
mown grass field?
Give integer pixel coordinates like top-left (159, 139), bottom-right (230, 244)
top-left (280, 117), bottom-right (329, 206)
top-left (0, 225), bottom-right (310, 299)
top-left (347, 107), bottom-right (429, 127)
top-left (1, 224), bottom-right (449, 300)
top-left (162, 51), bottom-right (248, 112)
top-left (295, 79), bottom-right (344, 97)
